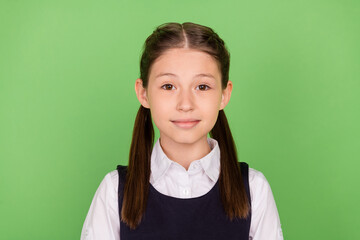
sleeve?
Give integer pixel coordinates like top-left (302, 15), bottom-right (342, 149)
top-left (248, 168), bottom-right (284, 240)
top-left (80, 170), bottom-right (120, 240)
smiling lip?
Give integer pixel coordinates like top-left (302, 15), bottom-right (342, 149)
top-left (171, 119), bottom-right (200, 129)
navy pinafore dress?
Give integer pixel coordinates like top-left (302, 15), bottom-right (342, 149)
top-left (116, 162), bottom-right (251, 240)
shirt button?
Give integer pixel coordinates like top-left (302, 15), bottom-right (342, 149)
top-left (183, 189), bottom-right (189, 195)
top-left (191, 162), bottom-right (199, 170)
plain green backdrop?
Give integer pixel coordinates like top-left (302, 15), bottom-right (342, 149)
top-left (1, 0), bottom-right (359, 239)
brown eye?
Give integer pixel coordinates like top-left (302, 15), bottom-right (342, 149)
top-left (161, 84), bottom-right (174, 90)
top-left (197, 84), bottom-right (210, 91)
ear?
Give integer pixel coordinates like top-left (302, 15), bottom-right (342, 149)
top-left (219, 80), bottom-right (233, 110)
top-left (135, 78), bottom-right (150, 109)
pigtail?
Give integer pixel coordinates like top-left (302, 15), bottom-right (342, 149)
top-left (210, 110), bottom-right (250, 220)
top-left (121, 105), bottom-right (154, 229)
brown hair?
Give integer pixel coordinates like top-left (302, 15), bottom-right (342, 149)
top-left (122, 22), bottom-right (250, 229)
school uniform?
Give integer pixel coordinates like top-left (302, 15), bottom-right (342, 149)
top-left (81, 137), bottom-right (284, 240)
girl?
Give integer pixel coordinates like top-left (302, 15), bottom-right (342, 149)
top-left (81, 22), bottom-right (283, 240)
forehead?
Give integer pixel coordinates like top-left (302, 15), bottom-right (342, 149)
top-left (149, 48), bottom-right (221, 80)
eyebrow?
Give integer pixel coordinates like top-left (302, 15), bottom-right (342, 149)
top-left (155, 72), bottom-right (216, 80)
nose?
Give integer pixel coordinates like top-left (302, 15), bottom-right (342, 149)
top-left (176, 89), bottom-right (194, 112)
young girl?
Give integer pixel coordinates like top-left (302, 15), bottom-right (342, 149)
top-left (81, 22), bottom-right (283, 240)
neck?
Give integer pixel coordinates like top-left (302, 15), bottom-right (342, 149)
top-left (159, 135), bottom-right (211, 171)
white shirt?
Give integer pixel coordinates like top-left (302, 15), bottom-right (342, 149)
top-left (81, 137), bottom-right (284, 240)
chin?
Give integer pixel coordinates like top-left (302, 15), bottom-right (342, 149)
top-left (167, 133), bottom-right (206, 145)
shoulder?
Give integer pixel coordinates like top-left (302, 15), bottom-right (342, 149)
top-left (248, 167), bottom-right (274, 204)
top-left (81, 170), bottom-right (121, 239)
top-left (248, 167), bottom-right (268, 185)
top-left (93, 169), bottom-right (119, 198)
top-left (108, 169), bottom-right (119, 193)
top-left (247, 167), bottom-right (283, 239)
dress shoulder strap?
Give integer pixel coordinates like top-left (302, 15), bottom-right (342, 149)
top-left (116, 165), bottom-right (127, 180)
top-left (238, 161), bottom-right (251, 207)
top-left (116, 165), bottom-right (127, 201)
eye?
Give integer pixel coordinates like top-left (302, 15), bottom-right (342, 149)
top-left (196, 84), bottom-right (211, 91)
top-left (161, 84), bottom-right (175, 90)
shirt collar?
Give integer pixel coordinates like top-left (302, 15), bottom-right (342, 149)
top-left (150, 137), bottom-right (221, 184)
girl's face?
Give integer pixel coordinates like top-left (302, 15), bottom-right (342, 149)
top-left (135, 48), bottom-right (232, 145)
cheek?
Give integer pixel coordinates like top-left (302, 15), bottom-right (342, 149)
top-left (202, 94), bottom-right (222, 119)
top-left (149, 96), bottom-right (172, 120)
top-left (201, 93), bottom-right (222, 110)
top-left (206, 107), bottom-right (220, 124)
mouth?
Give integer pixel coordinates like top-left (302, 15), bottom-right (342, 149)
top-left (171, 119), bottom-right (200, 129)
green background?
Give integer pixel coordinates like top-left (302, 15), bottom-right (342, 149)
top-left (1, 0), bottom-right (359, 239)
